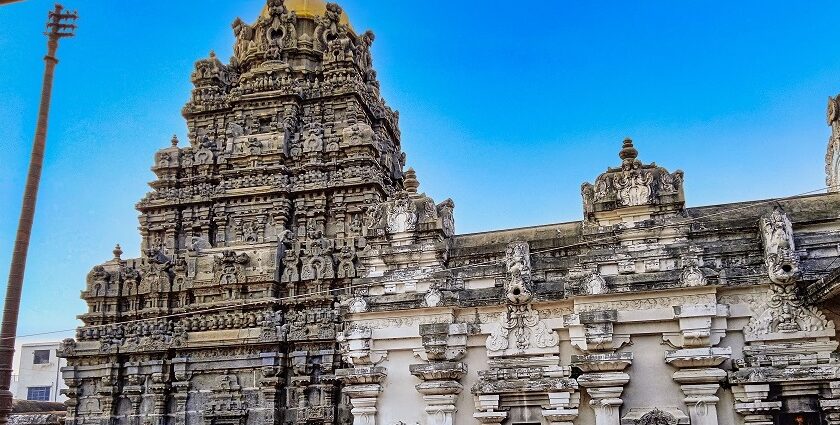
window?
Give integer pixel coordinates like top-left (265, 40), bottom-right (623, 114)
top-left (32, 349), bottom-right (50, 365)
top-left (26, 386), bottom-right (51, 401)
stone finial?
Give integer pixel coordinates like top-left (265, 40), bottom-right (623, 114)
top-left (404, 168), bottom-right (419, 193)
top-left (113, 244), bottom-right (123, 260)
top-left (619, 137), bottom-right (638, 161)
top-left (171, 134), bottom-right (179, 147)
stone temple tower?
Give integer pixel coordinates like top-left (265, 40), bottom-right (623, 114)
top-left (58, 1), bottom-right (436, 425)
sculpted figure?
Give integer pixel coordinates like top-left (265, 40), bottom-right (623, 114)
top-left (505, 242), bottom-right (533, 305)
top-left (759, 207), bottom-right (799, 284)
top-left (302, 125), bottom-right (324, 153)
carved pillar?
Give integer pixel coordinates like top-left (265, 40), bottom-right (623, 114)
top-left (732, 384), bottom-right (780, 425)
top-left (171, 358), bottom-right (191, 424)
top-left (258, 352), bottom-right (286, 425)
top-left (148, 371), bottom-right (168, 425)
top-left (410, 323), bottom-right (469, 425)
top-left (336, 328), bottom-right (386, 425)
top-left (61, 375), bottom-right (80, 425)
top-left (122, 374), bottom-right (143, 425)
top-left (568, 310), bottom-right (631, 425)
top-left (664, 303), bottom-right (731, 425)
top-left (577, 375), bottom-right (627, 425)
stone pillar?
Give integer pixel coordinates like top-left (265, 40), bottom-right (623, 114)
top-left (568, 310), bottom-right (632, 425)
top-left (732, 384), bottom-right (781, 425)
top-left (663, 303), bottom-right (731, 425)
top-left (258, 352), bottom-right (285, 425)
top-left (411, 323), bottom-right (468, 425)
top-left (577, 373), bottom-right (629, 425)
top-left (681, 383), bottom-right (722, 425)
top-left (344, 383), bottom-right (383, 425)
top-left (666, 350), bottom-right (730, 425)
top-left (337, 328), bottom-right (387, 425)
top-left (410, 362), bottom-right (466, 425)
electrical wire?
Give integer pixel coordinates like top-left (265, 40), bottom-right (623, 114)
top-left (5, 184), bottom-right (840, 343)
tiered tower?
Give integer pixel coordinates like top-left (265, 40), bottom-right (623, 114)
top-left (60, 1), bottom-right (418, 424)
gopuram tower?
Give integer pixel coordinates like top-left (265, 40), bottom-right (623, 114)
top-left (59, 2), bottom-right (453, 425)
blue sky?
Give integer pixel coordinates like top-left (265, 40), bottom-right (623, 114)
top-left (2, 0), bottom-right (840, 344)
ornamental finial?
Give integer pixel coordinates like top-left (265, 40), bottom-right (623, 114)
top-left (404, 168), bottom-right (419, 193)
top-left (619, 137), bottom-right (638, 161)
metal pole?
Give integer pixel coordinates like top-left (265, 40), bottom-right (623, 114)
top-left (0, 5), bottom-right (76, 424)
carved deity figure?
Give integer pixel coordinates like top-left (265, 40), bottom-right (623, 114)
top-left (615, 162), bottom-right (653, 207)
top-left (759, 207), bottom-right (799, 284)
top-left (387, 195), bottom-right (416, 234)
top-left (504, 242), bottom-right (533, 305)
top-left (302, 125), bottom-right (324, 153)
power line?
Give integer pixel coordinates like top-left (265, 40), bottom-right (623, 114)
top-left (6, 184), bottom-right (840, 343)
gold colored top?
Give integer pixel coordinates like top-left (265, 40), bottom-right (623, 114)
top-left (261, 0), bottom-right (351, 26)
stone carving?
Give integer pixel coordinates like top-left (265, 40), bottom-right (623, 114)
top-left (679, 265), bottom-right (706, 287)
top-left (214, 250), bottom-right (250, 286)
top-left (828, 95), bottom-right (840, 192)
top-left (635, 409), bottom-right (678, 425)
top-left (335, 245), bottom-right (357, 278)
top-left (584, 273), bottom-right (609, 295)
top-left (615, 149), bottom-right (654, 207)
top-left (423, 288), bottom-right (442, 307)
top-left (348, 296), bottom-right (369, 313)
top-left (301, 232), bottom-right (335, 280)
top-left (487, 242), bottom-right (559, 355)
top-left (387, 194), bottom-right (417, 234)
top-left (581, 138), bottom-right (684, 222)
top-left (759, 207), bottom-right (799, 284)
top-left (744, 283), bottom-right (834, 338)
top-left (302, 124), bottom-right (324, 154)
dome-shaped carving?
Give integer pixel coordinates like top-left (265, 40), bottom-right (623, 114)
top-left (581, 138), bottom-right (685, 221)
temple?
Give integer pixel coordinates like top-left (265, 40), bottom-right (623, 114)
top-left (59, 2), bottom-right (840, 425)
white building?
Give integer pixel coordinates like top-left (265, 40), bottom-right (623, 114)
top-left (14, 342), bottom-right (67, 402)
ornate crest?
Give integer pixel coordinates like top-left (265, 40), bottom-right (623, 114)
top-left (636, 409), bottom-right (678, 425)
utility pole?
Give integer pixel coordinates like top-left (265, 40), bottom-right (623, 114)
top-left (0, 5), bottom-right (77, 424)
